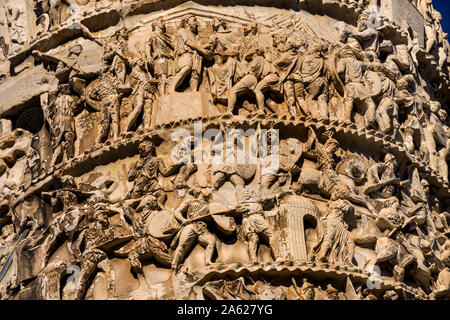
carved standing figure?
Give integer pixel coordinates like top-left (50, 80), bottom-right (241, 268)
top-left (171, 15), bottom-right (209, 92)
top-left (147, 18), bottom-right (173, 96)
top-left (49, 84), bottom-right (76, 167)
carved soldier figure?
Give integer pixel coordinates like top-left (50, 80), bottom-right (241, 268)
top-left (298, 43), bottom-right (329, 118)
top-left (71, 209), bottom-right (112, 300)
top-left (127, 141), bottom-right (168, 206)
top-left (205, 18), bottom-right (241, 103)
top-left (395, 76), bottom-right (429, 159)
top-left (273, 37), bottom-right (305, 116)
top-left (49, 84), bottom-right (76, 167)
top-left (209, 130), bottom-right (248, 191)
top-left (226, 23), bottom-right (262, 114)
top-left (314, 194), bottom-right (355, 266)
top-left (123, 58), bottom-right (158, 132)
top-left (366, 153), bottom-right (399, 198)
top-left (121, 197), bottom-right (173, 274)
top-left (87, 68), bottom-right (123, 143)
top-left (33, 43), bottom-right (87, 96)
top-left (147, 18), bottom-right (173, 96)
top-left (236, 189), bottom-right (279, 263)
top-left (104, 27), bottom-right (130, 84)
top-left (171, 15), bottom-right (210, 92)
top-left (339, 12), bottom-right (380, 56)
top-left (423, 101), bottom-right (447, 176)
top-left (336, 47), bottom-right (378, 128)
top-left (6, 4), bottom-right (27, 50)
top-left (171, 188), bottom-right (217, 271)
top-left (370, 69), bottom-right (399, 135)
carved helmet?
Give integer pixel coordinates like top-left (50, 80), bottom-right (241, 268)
top-left (138, 141), bottom-right (155, 157)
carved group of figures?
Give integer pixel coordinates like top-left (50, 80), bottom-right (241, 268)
top-left (1, 122), bottom-right (448, 299)
top-left (12, 13), bottom-right (448, 186)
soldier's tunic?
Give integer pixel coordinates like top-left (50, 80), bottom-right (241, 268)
top-left (173, 27), bottom-right (202, 75)
top-left (148, 30), bottom-right (173, 77)
top-left (241, 202), bottom-right (273, 240)
top-left (128, 156), bottom-right (161, 198)
top-left (338, 57), bottom-right (369, 101)
top-left (52, 94), bottom-right (76, 147)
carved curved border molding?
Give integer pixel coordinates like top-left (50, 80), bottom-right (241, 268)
top-left (191, 261), bottom-right (427, 299)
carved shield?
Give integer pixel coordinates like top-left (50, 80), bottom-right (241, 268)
top-left (433, 120), bottom-right (447, 147)
top-left (236, 164), bottom-right (257, 181)
top-left (326, 54), bottom-right (345, 95)
top-left (147, 210), bottom-right (181, 240)
top-left (279, 138), bottom-right (303, 171)
top-left (365, 71), bottom-right (382, 97)
top-left (209, 202), bottom-right (236, 235)
top-left (84, 78), bottom-right (101, 111)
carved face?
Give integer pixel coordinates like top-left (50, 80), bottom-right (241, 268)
top-left (302, 287), bottom-right (315, 300)
top-left (188, 17), bottom-right (198, 33)
top-left (139, 142), bottom-right (155, 157)
top-left (244, 24), bottom-right (257, 36)
top-left (211, 18), bottom-right (226, 32)
top-left (357, 18), bottom-right (368, 32)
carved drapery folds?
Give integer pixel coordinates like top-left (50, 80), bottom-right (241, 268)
top-left (0, 0), bottom-right (449, 300)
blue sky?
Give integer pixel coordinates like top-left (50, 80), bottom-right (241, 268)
top-left (433, 0), bottom-right (450, 33)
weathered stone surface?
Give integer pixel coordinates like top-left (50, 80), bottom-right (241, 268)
top-left (0, 66), bottom-right (55, 117)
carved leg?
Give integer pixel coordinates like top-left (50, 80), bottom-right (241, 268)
top-left (171, 225), bottom-right (198, 270)
top-left (262, 227), bottom-right (279, 261)
top-left (212, 172), bottom-right (226, 190)
top-left (227, 75), bottom-right (257, 114)
top-left (124, 90), bottom-right (144, 132)
top-left (254, 75), bottom-right (279, 113)
top-left (284, 81), bottom-right (297, 116)
top-left (363, 98), bottom-right (376, 129)
top-left (247, 232), bottom-right (259, 263)
top-left (97, 104), bottom-right (110, 144)
top-left (317, 93), bottom-right (329, 119)
top-left (403, 128), bottom-right (415, 154)
top-left (190, 70), bottom-right (200, 92)
top-left (110, 100), bottom-right (120, 139)
top-left (76, 250), bottom-right (107, 300)
top-left (316, 241), bottom-right (331, 263)
top-left (198, 232), bottom-right (216, 266)
top-left (343, 97), bottom-right (354, 123)
top-left (64, 132), bottom-right (75, 161)
top-left (159, 74), bottom-right (167, 96)
top-left (375, 99), bottom-right (392, 134)
top-left (128, 250), bottom-right (143, 274)
top-left (50, 145), bottom-right (63, 168)
top-left (171, 66), bottom-right (191, 93)
top-left (438, 148), bottom-right (449, 183)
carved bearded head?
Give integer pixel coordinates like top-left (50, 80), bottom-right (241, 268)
top-left (139, 141), bottom-right (155, 157)
top-left (153, 18), bottom-right (166, 33)
top-left (357, 13), bottom-right (369, 32)
top-left (183, 15), bottom-right (198, 33)
top-left (244, 23), bottom-right (258, 36)
top-left (211, 18), bottom-right (227, 32)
